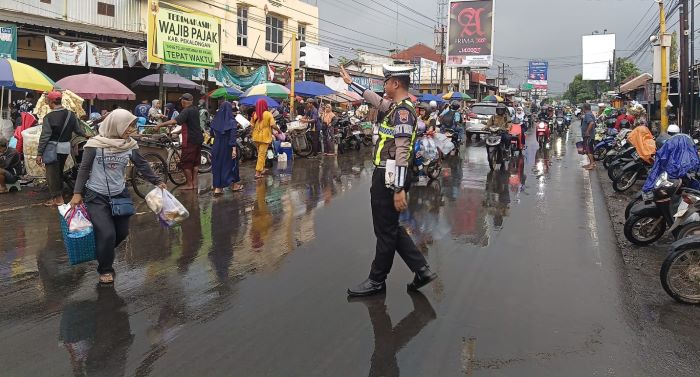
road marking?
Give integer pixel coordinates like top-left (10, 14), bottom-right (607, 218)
top-left (583, 170), bottom-right (603, 266)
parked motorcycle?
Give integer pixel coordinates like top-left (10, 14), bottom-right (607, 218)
top-left (612, 150), bottom-right (653, 192)
top-left (624, 173), bottom-right (697, 245)
top-left (236, 124), bottom-right (257, 162)
top-left (286, 120), bottom-right (314, 158)
top-left (335, 123), bottom-right (362, 154)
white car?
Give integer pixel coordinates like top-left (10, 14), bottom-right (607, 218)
top-left (465, 103), bottom-right (498, 140)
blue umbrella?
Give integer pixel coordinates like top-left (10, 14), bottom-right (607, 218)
top-left (288, 81), bottom-right (336, 97)
top-left (418, 93), bottom-right (446, 104)
top-left (239, 95), bottom-right (280, 108)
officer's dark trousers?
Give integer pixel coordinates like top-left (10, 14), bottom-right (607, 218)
top-left (369, 168), bottom-right (427, 282)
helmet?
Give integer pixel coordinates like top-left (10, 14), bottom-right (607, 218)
top-left (667, 124), bottom-right (681, 134)
top-left (619, 108), bottom-right (626, 115)
top-left (496, 103), bottom-right (506, 115)
top-left (450, 100), bottom-right (460, 110)
top-left (429, 100), bottom-right (437, 109)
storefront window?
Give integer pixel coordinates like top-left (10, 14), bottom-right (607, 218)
top-left (97, 2), bottom-right (115, 17)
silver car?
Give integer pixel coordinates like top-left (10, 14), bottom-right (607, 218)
top-left (465, 103), bottom-right (498, 141)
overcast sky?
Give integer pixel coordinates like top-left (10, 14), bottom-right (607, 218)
top-left (316, 0), bottom-right (695, 94)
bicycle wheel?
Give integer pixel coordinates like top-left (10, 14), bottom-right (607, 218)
top-left (199, 146), bottom-right (213, 173)
top-left (168, 149), bottom-right (187, 185)
top-left (131, 152), bottom-right (168, 199)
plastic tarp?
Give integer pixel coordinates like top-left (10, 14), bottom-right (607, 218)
top-left (627, 126), bottom-right (656, 163)
top-left (643, 134), bottom-right (700, 192)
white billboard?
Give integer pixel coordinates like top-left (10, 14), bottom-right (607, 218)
top-left (301, 43), bottom-right (330, 71)
top-left (582, 34), bottom-right (616, 81)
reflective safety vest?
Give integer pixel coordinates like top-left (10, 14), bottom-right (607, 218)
top-left (374, 100), bottom-right (417, 166)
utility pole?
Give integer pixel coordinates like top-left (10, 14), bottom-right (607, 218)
top-left (680, 0), bottom-right (690, 130)
top-left (691, 0), bottom-right (696, 128)
top-left (439, 25), bottom-right (445, 92)
top-left (660, 0), bottom-right (670, 132)
top-left (290, 32), bottom-right (297, 117)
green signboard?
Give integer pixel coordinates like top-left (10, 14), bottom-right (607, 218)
top-left (0, 24), bottom-right (17, 59)
top-left (521, 83), bottom-right (534, 90)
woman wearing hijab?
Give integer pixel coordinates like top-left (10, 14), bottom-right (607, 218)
top-left (148, 100), bottom-right (166, 123)
top-left (69, 109), bottom-right (166, 285)
top-left (321, 104), bottom-right (336, 156)
top-left (251, 99), bottom-right (280, 179)
top-left (164, 103), bottom-right (179, 121)
top-left (211, 101), bottom-right (243, 196)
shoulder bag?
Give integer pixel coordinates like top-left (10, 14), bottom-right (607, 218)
top-left (42, 111), bottom-right (73, 164)
top-left (101, 148), bottom-right (135, 217)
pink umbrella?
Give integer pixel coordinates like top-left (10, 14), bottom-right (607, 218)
top-left (55, 72), bottom-right (135, 100)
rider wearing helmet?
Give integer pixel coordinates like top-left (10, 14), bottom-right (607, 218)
top-left (427, 100), bottom-right (439, 129)
top-left (487, 103), bottom-right (512, 144)
top-left (440, 100), bottom-right (464, 142)
top-left (614, 107), bottom-right (635, 130)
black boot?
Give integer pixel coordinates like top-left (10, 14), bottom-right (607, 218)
top-left (407, 266), bottom-right (437, 291)
top-left (347, 279), bottom-right (386, 297)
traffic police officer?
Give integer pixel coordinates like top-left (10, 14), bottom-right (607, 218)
top-left (340, 64), bottom-right (437, 297)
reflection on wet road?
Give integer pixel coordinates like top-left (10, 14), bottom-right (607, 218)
top-left (0, 128), bottom-right (690, 376)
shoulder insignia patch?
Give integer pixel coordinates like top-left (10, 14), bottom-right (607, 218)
top-left (398, 109), bottom-right (410, 123)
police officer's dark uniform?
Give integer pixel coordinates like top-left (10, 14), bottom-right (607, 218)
top-left (346, 64), bottom-right (437, 297)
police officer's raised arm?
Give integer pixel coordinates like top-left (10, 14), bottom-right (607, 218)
top-left (340, 66), bottom-right (391, 113)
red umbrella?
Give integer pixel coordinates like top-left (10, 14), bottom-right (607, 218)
top-left (56, 72), bottom-right (135, 100)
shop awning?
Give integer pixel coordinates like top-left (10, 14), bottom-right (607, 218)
top-left (620, 73), bottom-right (652, 94)
top-left (2, 10), bottom-right (145, 42)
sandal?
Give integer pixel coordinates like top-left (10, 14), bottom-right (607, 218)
top-left (231, 184), bottom-right (244, 192)
top-left (99, 273), bottom-right (114, 285)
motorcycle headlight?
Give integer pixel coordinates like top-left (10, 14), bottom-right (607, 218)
top-left (538, 124), bottom-right (545, 129)
top-left (654, 172), bottom-right (674, 189)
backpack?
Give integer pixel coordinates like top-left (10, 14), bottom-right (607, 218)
top-left (440, 110), bottom-right (456, 128)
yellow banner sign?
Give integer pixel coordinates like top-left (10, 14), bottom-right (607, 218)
top-left (147, 0), bottom-right (221, 68)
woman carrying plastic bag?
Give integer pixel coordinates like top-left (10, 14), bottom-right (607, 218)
top-left (68, 109), bottom-right (166, 285)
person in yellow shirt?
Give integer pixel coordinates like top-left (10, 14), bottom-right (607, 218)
top-left (251, 99), bottom-right (280, 179)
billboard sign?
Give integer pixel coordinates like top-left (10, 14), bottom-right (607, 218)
top-left (527, 61), bottom-right (548, 85)
top-left (0, 24), bottom-right (17, 59)
top-left (147, 0), bottom-right (222, 68)
top-left (446, 0), bottom-right (495, 68)
top-left (582, 34), bottom-right (615, 81)
top-left (300, 43), bottom-right (330, 71)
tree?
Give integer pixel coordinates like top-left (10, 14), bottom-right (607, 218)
top-left (615, 58), bottom-right (641, 85)
top-left (563, 74), bottom-right (597, 103)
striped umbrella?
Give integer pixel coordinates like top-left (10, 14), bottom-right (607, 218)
top-left (483, 95), bottom-right (504, 103)
top-left (0, 58), bottom-right (55, 91)
top-left (242, 83), bottom-right (290, 99)
top-left (442, 91), bottom-right (472, 101)
top-left (208, 87), bottom-right (243, 99)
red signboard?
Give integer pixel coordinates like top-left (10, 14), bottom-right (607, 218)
top-left (446, 0), bottom-right (495, 68)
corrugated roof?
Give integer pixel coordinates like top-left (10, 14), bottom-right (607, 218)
top-left (0, 9), bottom-right (146, 42)
top-left (620, 73), bottom-right (652, 93)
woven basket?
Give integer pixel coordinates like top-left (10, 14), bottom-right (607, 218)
top-left (59, 214), bottom-right (96, 265)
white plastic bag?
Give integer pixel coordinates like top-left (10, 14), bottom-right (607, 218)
top-left (433, 133), bottom-right (454, 156)
top-left (421, 137), bottom-right (438, 161)
top-left (150, 188), bottom-right (189, 227)
top-left (60, 204), bottom-right (93, 237)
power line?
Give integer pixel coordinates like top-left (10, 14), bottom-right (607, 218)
top-left (343, 0), bottom-right (434, 30)
top-left (384, 0), bottom-right (438, 24)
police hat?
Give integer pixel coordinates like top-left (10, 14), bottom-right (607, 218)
top-left (382, 64), bottom-right (416, 81)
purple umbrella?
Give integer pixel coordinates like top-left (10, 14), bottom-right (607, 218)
top-left (55, 73), bottom-right (135, 100)
top-left (239, 95), bottom-right (280, 108)
top-left (131, 73), bottom-right (202, 90)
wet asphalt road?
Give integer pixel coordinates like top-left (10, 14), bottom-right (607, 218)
top-left (1, 123), bottom-right (699, 376)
